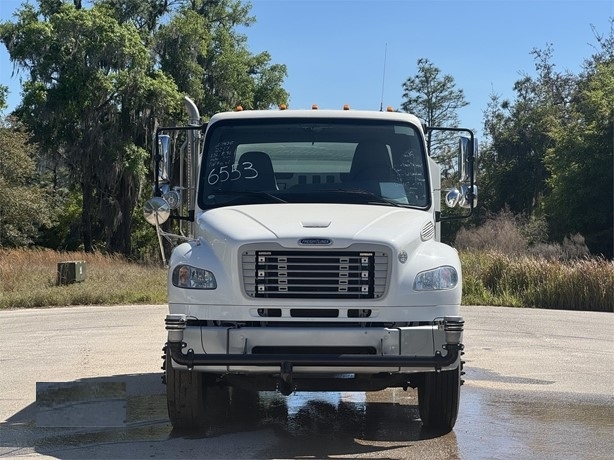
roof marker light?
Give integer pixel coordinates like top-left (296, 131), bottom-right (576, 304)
top-left (343, 104), bottom-right (350, 110)
top-left (312, 104), bottom-right (318, 110)
top-left (386, 106), bottom-right (394, 112)
top-left (279, 104), bottom-right (287, 110)
top-left (235, 105), bottom-right (243, 111)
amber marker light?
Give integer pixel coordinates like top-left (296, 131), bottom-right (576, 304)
top-left (386, 106), bottom-right (394, 112)
top-left (343, 104), bottom-right (350, 110)
top-left (279, 104), bottom-right (287, 110)
top-left (312, 104), bottom-right (318, 110)
top-left (235, 105), bottom-right (243, 111)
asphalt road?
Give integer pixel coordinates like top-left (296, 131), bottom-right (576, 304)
top-left (0, 304), bottom-right (612, 459)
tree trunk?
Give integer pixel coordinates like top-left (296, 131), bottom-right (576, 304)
top-left (109, 174), bottom-right (134, 256)
top-left (81, 179), bottom-right (94, 253)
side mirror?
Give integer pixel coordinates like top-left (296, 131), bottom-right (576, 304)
top-left (458, 136), bottom-right (477, 183)
top-left (155, 134), bottom-right (171, 194)
top-left (427, 125), bottom-right (478, 217)
top-left (453, 136), bottom-right (478, 210)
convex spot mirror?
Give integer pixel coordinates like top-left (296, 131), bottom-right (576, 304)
top-left (459, 184), bottom-right (478, 209)
top-left (143, 197), bottom-right (170, 226)
top-left (445, 188), bottom-right (461, 208)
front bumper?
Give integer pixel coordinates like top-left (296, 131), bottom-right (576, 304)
top-left (165, 314), bottom-right (464, 374)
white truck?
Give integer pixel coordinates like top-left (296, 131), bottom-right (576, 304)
top-left (144, 98), bottom-right (477, 433)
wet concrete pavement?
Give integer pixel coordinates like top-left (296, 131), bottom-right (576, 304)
top-left (1, 305), bottom-right (612, 459)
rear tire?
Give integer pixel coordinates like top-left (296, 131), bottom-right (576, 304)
top-left (417, 365), bottom-right (461, 433)
top-left (165, 349), bottom-right (207, 429)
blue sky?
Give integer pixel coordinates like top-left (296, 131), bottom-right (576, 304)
top-left (1, 0), bottom-right (612, 138)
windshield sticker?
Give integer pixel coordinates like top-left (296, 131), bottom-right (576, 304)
top-left (208, 141), bottom-right (235, 169)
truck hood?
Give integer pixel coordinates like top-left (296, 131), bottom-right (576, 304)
top-left (196, 203), bottom-right (433, 250)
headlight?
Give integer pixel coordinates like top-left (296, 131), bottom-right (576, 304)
top-left (172, 264), bottom-right (217, 289)
top-left (413, 266), bottom-right (458, 291)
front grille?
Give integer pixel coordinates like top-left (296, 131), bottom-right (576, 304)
top-left (242, 249), bottom-right (388, 299)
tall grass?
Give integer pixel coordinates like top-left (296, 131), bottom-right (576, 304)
top-left (0, 248), bottom-right (167, 309)
top-left (2, 248), bottom-right (612, 312)
top-left (461, 251), bottom-right (614, 312)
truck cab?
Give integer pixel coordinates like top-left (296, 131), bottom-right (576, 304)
top-left (144, 99), bottom-right (476, 433)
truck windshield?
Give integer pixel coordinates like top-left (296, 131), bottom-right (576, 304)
top-left (198, 118), bottom-right (430, 209)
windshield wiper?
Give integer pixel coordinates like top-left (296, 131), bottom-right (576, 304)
top-left (207, 190), bottom-right (287, 204)
top-left (323, 188), bottom-right (407, 207)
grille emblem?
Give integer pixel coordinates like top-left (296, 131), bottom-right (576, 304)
top-left (299, 238), bottom-right (332, 245)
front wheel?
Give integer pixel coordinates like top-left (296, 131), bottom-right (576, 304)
top-left (417, 365), bottom-right (461, 433)
top-left (165, 349), bottom-right (207, 429)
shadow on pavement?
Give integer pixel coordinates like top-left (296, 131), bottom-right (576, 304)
top-left (1, 373), bottom-right (458, 459)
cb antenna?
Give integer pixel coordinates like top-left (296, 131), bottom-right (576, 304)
top-left (380, 43), bottom-right (387, 111)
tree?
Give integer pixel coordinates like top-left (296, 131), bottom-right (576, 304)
top-left (543, 20), bottom-right (614, 258)
top-left (2, 0), bottom-right (289, 256)
top-left (1, 0), bottom-right (182, 254)
top-left (401, 58), bottom-right (468, 175)
top-left (155, 0), bottom-right (288, 116)
top-left (481, 45), bottom-right (576, 216)
top-left (0, 116), bottom-right (54, 247)
top-left (102, 0), bottom-right (289, 116)
top-left (97, 0), bottom-right (173, 36)
top-left (0, 85), bottom-right (6, 110)
top-left (480, 21), bottom-right (614, 258)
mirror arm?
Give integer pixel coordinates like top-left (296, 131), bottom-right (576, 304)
top-left (170, 211), bottom-right (194, 223)
top-left (440, 210), bottom-right (472, 222)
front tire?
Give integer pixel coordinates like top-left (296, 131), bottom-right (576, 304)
top-left (165, 349), bottom-right (207, 429)
top-left (417, 365), bottom-right (461, 433)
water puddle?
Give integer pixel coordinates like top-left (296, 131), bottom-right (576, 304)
top-left (1, 375), bottom-right (612, 459)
